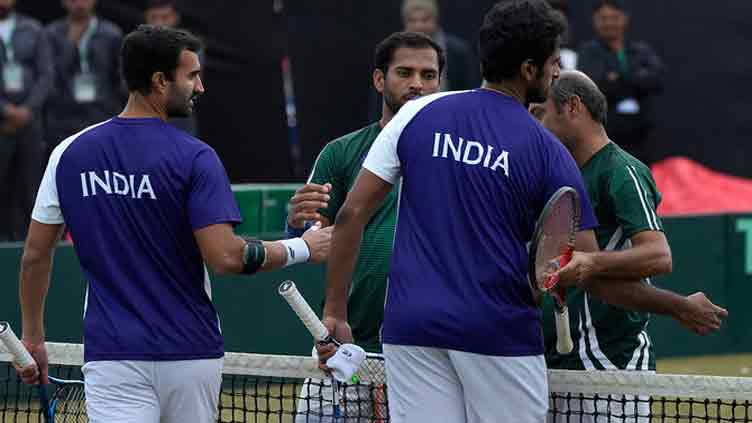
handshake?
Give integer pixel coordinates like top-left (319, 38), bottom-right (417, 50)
top-left (288, 183), bottom-right (335, 263)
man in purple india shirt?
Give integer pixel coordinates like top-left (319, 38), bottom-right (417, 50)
top-left (14, 25), bottom-right (331, 422)
top-left (318, 1), bottom-right (594, 421)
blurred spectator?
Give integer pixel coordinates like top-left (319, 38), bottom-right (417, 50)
top-left (401, 0), bottom-right (476, 91)
top-left (549, 1), bottom-right (577, 70)
top-left (0, 0), bottom-right (53, 241)
top-left (144, 0), bottom-right (179, 28)
top-left (45, 0), bottom-right (124, 150)
top-left (577, 0), bottom-right (664, 163)
top-left (144, 0), bottom-right (197, 135)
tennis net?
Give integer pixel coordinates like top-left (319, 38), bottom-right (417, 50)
top-left (2, 342), bottom-right (751, 422)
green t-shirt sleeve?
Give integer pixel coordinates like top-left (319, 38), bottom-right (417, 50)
top-left (308, 142), bottom-right (345, 223)
top-left (607, 164), bottom-right (664, 238)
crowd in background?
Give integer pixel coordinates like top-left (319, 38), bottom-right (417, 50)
top-left (0, 0), bottom-right (664, 242)
top-left (0, 0), bottom-right (187, 242)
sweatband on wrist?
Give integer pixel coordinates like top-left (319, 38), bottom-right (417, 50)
top-left (280, 237), bottom-right (310, 267)
top-left (242, 239), bottom-right (266, 274)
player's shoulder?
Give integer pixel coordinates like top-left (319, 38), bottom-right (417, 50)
top-left (14, 13), bottom-right (44, 32)
top-left (598, 142), bottom-right (654, 182)
top-left (97, 18), bottom-right (124, 38)
top-left (53, 119), bottom-right (111, 160)
top-left (399, 90), bottom-right (471, 122)
top-left (329, 122), bottom-right (380, 149)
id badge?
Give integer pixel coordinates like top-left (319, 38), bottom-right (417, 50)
top-left (3, 62), bottom-right (23, 93)
top-left (73, 72), bottom-right (97, 103)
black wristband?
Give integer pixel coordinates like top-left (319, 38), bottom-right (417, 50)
top-left (242, 239), bottom-right (265, 274)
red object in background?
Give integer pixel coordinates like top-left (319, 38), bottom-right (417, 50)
top-left (651, 157), bottom-right (752, 216)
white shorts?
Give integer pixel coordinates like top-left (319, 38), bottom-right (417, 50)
top-left (295, 348), bottom-right (386, 423)
top-left (383, 344), bottom-right (548, 423)
top-left (82, 358), bottom-right (222, 423)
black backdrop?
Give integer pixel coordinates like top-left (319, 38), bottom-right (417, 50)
top-left (18, 1), bottom-right (752, 181)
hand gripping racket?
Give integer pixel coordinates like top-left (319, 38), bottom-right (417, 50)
top-left (0, 322), bottom-right (86, 422)
top-left (278, 281), bottom-right (346, 417)
top-left (529, 187), bottom-right (581, 354)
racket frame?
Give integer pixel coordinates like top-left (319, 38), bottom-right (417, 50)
top-left (0, 322), bottom-right (86, 422)
top-left (528, 187), bottom-right (581, 354)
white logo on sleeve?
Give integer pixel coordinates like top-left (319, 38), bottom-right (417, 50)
top-left (80, 171), bottom-right (157, 199)
top-left (432, 132), bottom-right (510, 177)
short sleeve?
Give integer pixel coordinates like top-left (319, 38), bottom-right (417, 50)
top-left (362, 119), bottom-right (402, 185)
top-left (543, 140), bottom-right (598, 231)
top-left (307, 142), bottom-right (344, 222)
top-left (188, 148), bottom-right (242, 230)
top-left (607, 164), bottom-right (663, 237)
top-left (31, 151), bottom-right (64, 224)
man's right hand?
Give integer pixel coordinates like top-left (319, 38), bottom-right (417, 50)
top-left (675, 292), bottom-right (729, 335)
top-left (315, 316), bottom-right (353, 372)
top-left (302, 223), bottom-right (333, 263)
top-left (13, 339), bottom-right (48, 386)
top-left (287, 183), bottom-right (332, 229)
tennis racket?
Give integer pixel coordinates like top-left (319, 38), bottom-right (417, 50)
top-left (0, 322), bottom-right (87, 422)
top-left (278, 280), bottom-right (345, 417)
top-left (529, 186), bottom-right (581, 354)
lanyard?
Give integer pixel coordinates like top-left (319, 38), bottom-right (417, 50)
top-left (0, 15), bottom-right (16, 62)
top-left (616, 49), bottom-right (629, 77)
top-left (77, 17), bottom-right (98, 73)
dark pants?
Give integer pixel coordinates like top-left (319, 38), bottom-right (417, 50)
top-left (0, 120), bottom-right (44, 241)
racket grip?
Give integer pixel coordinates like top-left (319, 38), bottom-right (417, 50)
top-left (554, 308), bottom-right (574, 354)
top-left (278, 281), bottom-right (330, 342)
top-left (0, 322), bottom-right (35, 368)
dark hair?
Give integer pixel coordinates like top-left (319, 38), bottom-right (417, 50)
top-left (373, 31), bottom-right (446, 76)
top-left (550, 73), bottom-right (608, 125)
top-left (121, 25), bottom-right (202, 95)
top-left (479, 0), bottom-right (566, 83)
top-left (593, 0), bottom-right (626, 14)
top-left (146, 0), bottom-right (176, 9)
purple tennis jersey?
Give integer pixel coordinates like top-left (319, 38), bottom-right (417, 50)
top-left (32, 118), bottom-right (241, 362)
top-left (363, 90), bottom-right (597, 356)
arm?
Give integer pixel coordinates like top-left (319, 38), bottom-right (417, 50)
top-left (568, 230), bottom-right (672, 281)
top-left (19, 221), bottom-right (64, 345)
top-left (625, 42), bottom-right (664, 96)
top-left (16, 220), bottom-right (64, 385)
top-left (22, 28), bottom-right (54, 113)
top-left (322, 169), bottom-right (392, 323)
top-left (566, 230), bottom-right (726, 335)
top-left (194, 222), bottom-right (331, 275)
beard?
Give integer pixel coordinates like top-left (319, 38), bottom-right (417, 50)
top-left (166, 88), bottom-right (196, 118)
top-left (527, 78), bottom-right (549, 104)
top-left (0, 7), bottom-right (12, 20)
top-left (383, 89), bottom-right (404, 116)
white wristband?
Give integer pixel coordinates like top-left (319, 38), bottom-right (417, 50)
top-left (280, 237), bottom-right (310, 267)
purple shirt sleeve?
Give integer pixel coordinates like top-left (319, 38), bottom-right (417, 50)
top-left (188, 148), bottom-right (242, 230)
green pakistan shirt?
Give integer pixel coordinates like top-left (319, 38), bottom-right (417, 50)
top-left (310, 122), bottom-right (396, 353)
top-left (544, 142), bottom-right (663, 371)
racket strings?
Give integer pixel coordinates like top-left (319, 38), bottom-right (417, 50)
top-left (55, 383), bottom-right (87, 421)
top-left (535, 194), bottom-right (577, 289)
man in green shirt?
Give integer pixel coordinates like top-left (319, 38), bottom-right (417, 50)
top-left (285, 31), bottom-right (443, 422)
top-left (530, 70), bottom-right (728, 422)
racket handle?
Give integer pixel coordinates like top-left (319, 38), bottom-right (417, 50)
top-left (278, 281), bottom-right (330, 342)
top-left (554, 308), bottom-right (574, 354)
top-left (0, 322), bottom-right (35, 368)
